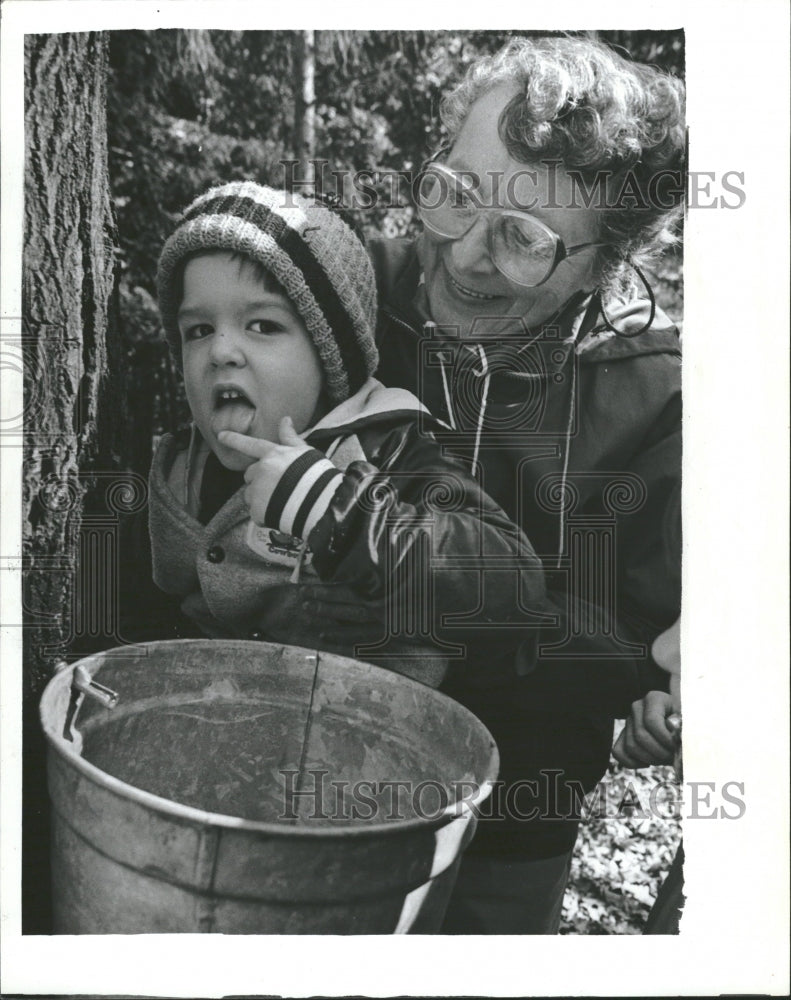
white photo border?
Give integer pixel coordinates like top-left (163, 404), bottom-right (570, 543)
top-left (1, 1), bottom-right (789, 996)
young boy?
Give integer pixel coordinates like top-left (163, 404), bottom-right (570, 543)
top-left (151, 181), bottom-right (545, 686)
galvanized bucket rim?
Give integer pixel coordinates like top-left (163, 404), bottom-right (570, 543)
top-left (40, 640), bottom-right (500, 840)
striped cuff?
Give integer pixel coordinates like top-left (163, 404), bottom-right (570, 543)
top-left (265, 448), bottom-right (344, 539)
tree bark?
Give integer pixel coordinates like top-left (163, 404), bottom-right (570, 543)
top-left (293, 29), bottom-right (316, 192)
top-left (23, 31), bottom-right (116, 932)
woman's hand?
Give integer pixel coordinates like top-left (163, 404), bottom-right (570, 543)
top-left (613, 617), bottom-right (682, 768)
top-left (612, 690), bottom-right (681, 768)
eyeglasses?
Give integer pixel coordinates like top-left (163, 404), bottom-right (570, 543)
top-left (415, 162), bottom-right (608, 288)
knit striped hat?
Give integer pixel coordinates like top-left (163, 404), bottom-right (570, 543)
top-left (157, 181), bottom-right (379, 404)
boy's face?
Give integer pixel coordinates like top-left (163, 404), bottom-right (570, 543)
top-left (178, 252), bottom-right (327, 471)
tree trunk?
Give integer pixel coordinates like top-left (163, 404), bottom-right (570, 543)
top-left (23, 31), bottom-right (116, 932)
top-left (293, 29), bottom-right (316, 193)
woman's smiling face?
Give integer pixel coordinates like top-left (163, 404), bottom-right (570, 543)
top-left (178, 252), bottom-right (327, 471)
top-left (418, 84), bottom-right (602, 338)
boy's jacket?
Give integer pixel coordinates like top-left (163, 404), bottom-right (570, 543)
top-left (148, 378), bottom-right (546, 688)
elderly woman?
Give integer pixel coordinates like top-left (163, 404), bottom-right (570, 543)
top-left (365, 35), bottom-right (685, 933)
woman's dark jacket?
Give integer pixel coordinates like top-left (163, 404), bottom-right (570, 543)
top-left (368, 237), bottom-right (682, 858)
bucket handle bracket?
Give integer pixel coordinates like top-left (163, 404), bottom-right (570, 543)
top-left (55, 661), bottom-right (119, 743)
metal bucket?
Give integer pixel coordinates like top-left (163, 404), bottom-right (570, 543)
top-left (40, 639), bottom-right (498, 934)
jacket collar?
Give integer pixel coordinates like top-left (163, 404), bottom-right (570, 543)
top-left (305, 377), bottom-right (437, 444)
top-left (152, 432), bottom-right (248, 533)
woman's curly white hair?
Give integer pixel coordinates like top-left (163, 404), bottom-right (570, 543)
top-left (441, 35), bottom-right (686, 301)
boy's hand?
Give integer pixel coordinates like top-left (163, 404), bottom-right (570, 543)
top-left (218, 416), bottom-right (313, 527)
top-left (244, 582), bottom-right (387, 649)
top-left (612, 690), bottom-right (680, 768)
top-left (219, 417), bottom-right (343, 537)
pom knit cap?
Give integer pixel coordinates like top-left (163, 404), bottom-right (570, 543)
top-left (157, 181), bottom-right (379, 404)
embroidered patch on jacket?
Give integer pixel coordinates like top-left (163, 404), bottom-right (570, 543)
top-left (245, 520), bottom-right (316, 571)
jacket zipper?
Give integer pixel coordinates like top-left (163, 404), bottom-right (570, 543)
top-left (381, 305), bottom-right (459, 426)
top-left (381, 304), bottom-right (422, 339)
